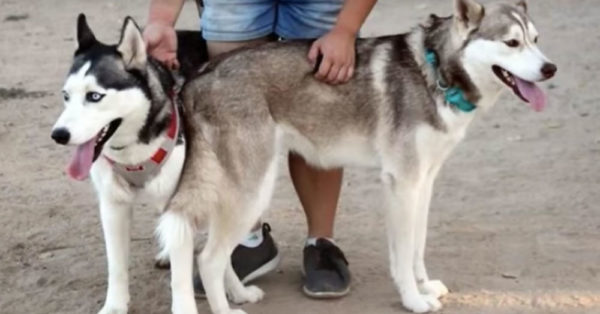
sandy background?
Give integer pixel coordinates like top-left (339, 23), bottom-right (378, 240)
top-left (1, 0), bottom-right (599, 313)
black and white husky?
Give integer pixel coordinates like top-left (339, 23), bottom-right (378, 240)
top-left (51, 15), bottom-right (206, 314)
top-left (52, 0), bottom-right (556, 313)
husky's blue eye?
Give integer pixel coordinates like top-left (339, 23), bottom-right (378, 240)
top-left (86, 92), bottom-right (105, 102)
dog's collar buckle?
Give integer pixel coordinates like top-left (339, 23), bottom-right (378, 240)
top-left (425, 50), bottom-right (476, 113)
top-left (104, 92), bottom-right (181, 187)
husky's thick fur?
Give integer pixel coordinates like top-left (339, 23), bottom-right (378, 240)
top-left (52, 0), bottom-right (556, 313)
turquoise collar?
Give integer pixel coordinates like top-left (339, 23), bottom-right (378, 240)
top-left (424, 50), bottom-right (476, 113)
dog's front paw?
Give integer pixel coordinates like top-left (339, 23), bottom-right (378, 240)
top-left (402, 293), bottom-right (442, 313)
top-left (418, 280), bottom-right (449, 299)
top-left (98, 304), bottom-right (127, 314)
top-left (172, 295), bottom-right (199, 314)
top-left (229, 285), bottom-right (265, 304)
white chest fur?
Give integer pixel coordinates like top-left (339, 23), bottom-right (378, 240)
top-left (415, 97), bottom-right (476, 170)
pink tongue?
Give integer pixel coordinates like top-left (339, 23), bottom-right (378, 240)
top-left (514, 77), bottom-right (547, 112)
top-left (67, 137), bottom-right (96, 181)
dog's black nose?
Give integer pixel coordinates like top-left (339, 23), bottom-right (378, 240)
top-left (51, 128), bottom-right (70, 145)
top-left (541, 63), bottom-right (557, 79)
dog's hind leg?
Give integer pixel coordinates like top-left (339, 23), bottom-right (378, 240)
top-left (157, 211), bottom-right (198, 314)
top-left (225, 154), bottom-right (278, 305)
top-left (382, 162), bottom-right (442, 313)
top-left (225, 261), bottom-right (266, 305)
top-left (414, 165), bottom-right (448, 299)
top-left (199, 219), bottom-right (245, 314)
top-left (97, 196), bottom-right (133, 314)
top-left (199, 206), bottom-right (268, 313)
top-left (199, 128), bottom-right (279, 314)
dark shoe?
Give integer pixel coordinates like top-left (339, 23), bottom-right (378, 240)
top-left (302, 238), bottom-right (351, 299)
top-left (194, 223), bottom-right (280, 298)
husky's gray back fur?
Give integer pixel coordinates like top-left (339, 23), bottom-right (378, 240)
top-left (178, 4), bottom-right (540, 168)
top-left (178, 32), bottom-right (451, 182)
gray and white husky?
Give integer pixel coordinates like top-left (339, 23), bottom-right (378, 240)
top-left (52, 0), bottom-right (556, 313)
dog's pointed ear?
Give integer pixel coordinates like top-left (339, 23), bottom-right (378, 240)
top-left (516, 0), bottom-right (528, 14)
top-left (454, 0), bottom-right (485, 30)
top-left (117, 17), bottom-right (147, 70)
top-left (76, 13), bottom-right (97, 52)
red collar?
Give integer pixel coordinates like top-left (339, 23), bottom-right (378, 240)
top-left (104, 93), bottom-right (181, 187)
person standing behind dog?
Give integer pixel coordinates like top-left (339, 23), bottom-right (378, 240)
top-left (144, 0), bottom-right (377, 298)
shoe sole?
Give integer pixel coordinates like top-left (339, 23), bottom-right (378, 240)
top-left (300, 263), bottom-right (351, 299)
top-left (195, 251), bottom-right (281, 299)
top-left (302, 285), bottom-right (351, 299)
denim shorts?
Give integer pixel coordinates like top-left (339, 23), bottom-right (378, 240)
top-left (201, 0), bottom-right (344, 41)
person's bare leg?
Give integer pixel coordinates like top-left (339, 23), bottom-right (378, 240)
top-left (288, 153), bottom-right (343, 239)
top-left (290, 153), bottom-right (348, 298)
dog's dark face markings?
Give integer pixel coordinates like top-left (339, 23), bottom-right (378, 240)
top-left (68, 48), bottom-right (150, 99)
top-left (70, 14), bottom-right (154, 102)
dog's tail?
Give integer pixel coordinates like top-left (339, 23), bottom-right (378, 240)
top-left (155, 211), bottom-right (195, 262)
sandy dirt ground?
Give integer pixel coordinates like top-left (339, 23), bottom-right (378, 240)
top-left (1, 0), bottom-right (599, 313)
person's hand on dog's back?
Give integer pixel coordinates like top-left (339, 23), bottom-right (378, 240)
top-left (309, 26), bottom-right (356, 85)
top-left (143, 23), bottom-right (180, 70)
top-left (308, 0), bottom-right (377, 85)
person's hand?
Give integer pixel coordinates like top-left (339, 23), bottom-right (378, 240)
top-left (308, 26), bottom-right (356, 84)
top-left (143, 22), bottom-right (179, 70)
